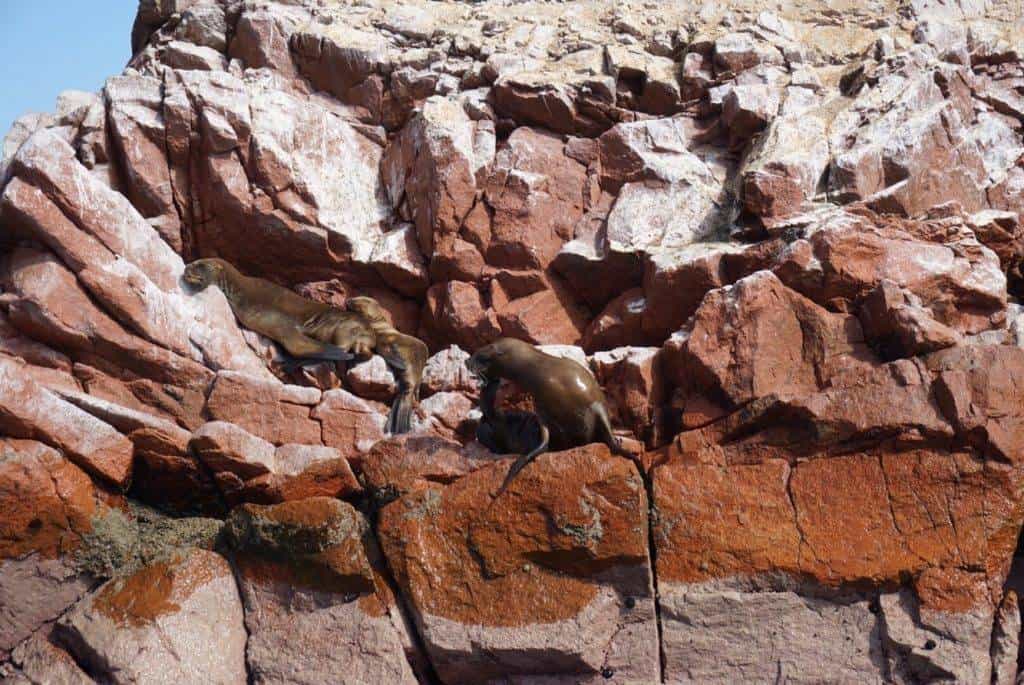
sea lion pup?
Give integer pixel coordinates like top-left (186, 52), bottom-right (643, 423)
top-left (475, 378), bottom-right (544, 457)
top-left (183, 258), bottom-right (374, 367)
top-left (345, 296), bottom-right (428, 435)
top-left (466, 337), bottom-right (623, 495)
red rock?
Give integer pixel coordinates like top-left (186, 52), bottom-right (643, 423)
top-left (381, 96), bottom-right (492, 258)
top-left (494, 280), bottom-right (590, 346)
top-left (581, 288), bottom-right (649, 352)
top-left (641, 244), bottom-right (741, 340)
top-left (722, 84), bottom-right (780, 140)
top-left (741, 111), bottom-right (829, 218)
top-left (858, 279), bottom-right (963, 358)
top-left (420, 281), bottom-right (501, 351)
top-left (2, 247), bottom-right (213, 388)
top-left (773, 208), bottom-right (1006, 335)
top-left (361, 435), bottom-right (497, 500)
top-left (591, 347), bottom-right (666, 448)
top-left (58, 549), bottom-right (247, 684)
top-left (928, 344), bottom-right (1024, 462)
top-left (0, 356), bottom-right (133, 487)
top-left (368, 224), bottom-right (429, 297)
top-left (104, 75), bottom-right (180, 251)
top-left (378, 445), bottom-right (659, 683)
top-left (663, 271), bottom-right (877, 411)
top-left (491, 50), bottom-right (616, 136)
top-left (205, 371), bottom-right (322, 446)
top-left (0, 439), bottom-right (98, 658)
top-left (829, 64), bottom-right (987, 216)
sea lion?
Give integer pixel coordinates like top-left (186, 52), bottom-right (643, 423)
top-left (475, 378), bottom-right (545, 457)
top-left (466, 337), bottom-right (623, 494)
top-left (345, 296), bottom-right (428, 435)
top-left (183, 258), bottom-right (375, 367)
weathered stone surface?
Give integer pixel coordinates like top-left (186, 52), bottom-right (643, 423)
top-left (205, 371), bottom-right (321, 446)
top-left (0, 440), bottom-right (99, 659)
top-left (57, 549), bottom-right (247, 685)
top-left (6, 1), bottom-right (1024, 681)
top-left (312, 389), bottom-right (387, 455)
top-left (0, 356), bottom-right (133, 487)
top-left (225, 498), bottom-right (420, 684)
top-left (774, 208), bottom-right (1007, 335)
top-left (378, 445), bottom-right (659, 683)
top-left (4, 626), bottom-right (95, 685)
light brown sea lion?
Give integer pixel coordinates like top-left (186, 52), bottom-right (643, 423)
top-left (345, 296), bottom-right (428, 435)
top-left (183, 258), bottom-right (375, 368)
top-left (467, 337), bottom-right (623, 494)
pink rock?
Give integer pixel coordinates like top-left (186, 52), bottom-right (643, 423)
top-left (58, 549), bottom-right (248, 685)
top-left (205, 371), bottom-right (322, 446)
top-left (369, 224), bottom-right (429, 298)
top-left (484, 127), bottom-right (589, 270)
top-left (421, 345), bottom-right (479, 397)
top-left (313, 389), bottom-right (387, 456)
top-left (345, 356), bottom-right (397, 402)
top-left (420, 281), bottom-right (501, 351)
top-left (225, 498), bottom-right (421, 683)
top-left (0, 356), bottom-right (133, 487)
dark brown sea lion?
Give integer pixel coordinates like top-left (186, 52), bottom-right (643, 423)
top-left (345, 296), bottom-right (428, 435)
top-left (475, 378), bottom-right (545, 457)
top-left (182, 258), bottom-right (375, 367)
top-left (466, 337), bottom-right (623, 494)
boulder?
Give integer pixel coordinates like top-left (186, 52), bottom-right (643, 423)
top-left (57, 549), bottom-right (248, 685)
top-left (378, 445), bottom-right (659, 683)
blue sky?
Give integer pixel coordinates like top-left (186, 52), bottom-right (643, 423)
top-left (0, 1), bottom-right (134, 138)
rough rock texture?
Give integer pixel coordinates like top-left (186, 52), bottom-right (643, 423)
top-left (3, 0), bottom-right (1024, 682)
top-left (57, 548), bottom-right (247, 685)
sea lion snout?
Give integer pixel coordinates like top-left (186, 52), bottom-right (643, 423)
top-left (183, 258), bottom-right (225, 290)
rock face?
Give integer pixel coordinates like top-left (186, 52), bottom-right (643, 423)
top-left (3, 0), bottom-right (1024, 682)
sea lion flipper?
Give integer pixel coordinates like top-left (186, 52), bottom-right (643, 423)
top-left (386, 392), bottom-right (414, 435)
top-left (494, 423), bottom-right (549, 497)
top-left (375, 343), bottom-right (408, 371)
top-left (276, 329), bottom-right (354, 363)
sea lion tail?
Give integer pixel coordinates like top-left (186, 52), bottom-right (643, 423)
top-left (494, 423), bottom-right (549, 497)
top-left (387, 393), bottom-right (414, 434)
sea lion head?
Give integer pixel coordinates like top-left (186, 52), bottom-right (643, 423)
top-left (466, 337), bottom-right (534, 383)
top-left (183, 258), bottom-right (229, 290)
top-left (346, 296), bottom-right (390, 324)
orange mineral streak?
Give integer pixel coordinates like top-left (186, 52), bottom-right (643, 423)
top-left (93, 550), bottom-right (224, 627)
top-left (379, 445), bottom-right (649, 627)
top-left (653, 447), bottom-right (1024, 611)
top-left (0, 439), bottom-right (97, 560)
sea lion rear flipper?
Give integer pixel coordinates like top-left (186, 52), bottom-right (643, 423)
top-left (386, 392), bottom-right (414, 435)
top-left (494, 423), bottom-right (549, 497)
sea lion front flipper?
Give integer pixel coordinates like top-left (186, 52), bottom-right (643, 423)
top-left (593, 401), bottom-right (626, 456)
top-left (494, 423), bottom-right (549, 497)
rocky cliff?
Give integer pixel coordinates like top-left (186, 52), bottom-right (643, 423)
top-left (2, 0), bottom-right (1024, 683)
